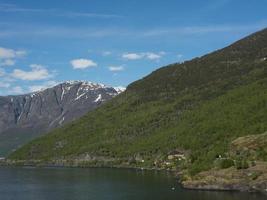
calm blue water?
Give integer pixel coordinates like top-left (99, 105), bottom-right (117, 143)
top-left (0, 167), bottom-right (265, 200)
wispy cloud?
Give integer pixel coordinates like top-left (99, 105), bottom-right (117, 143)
top-left (0, 47), bottom-right (26, 59)
top-left (0, 3), bottom-right (47, 12)
top-left (0, 3), bottom-right (121, 19)
top-left (0, 59), bottom-right (15, 66)
top-left (102, 51), bottom-right (112, 56)
top-left (0, 22), bottom-right (266, 39)
top-left (57, 11), bottom-right (121, 19)
top-left (0, 46), bottom-right (26, 66)
top-left (142, 24), bottom-right (267, 37)
top-left (204, 0), bottom-right (231, 11)
top-left (0, 81), bottom-right (10, 88)
top-left (122, 53), bottom-right (143, 60)
top-left (11, 64), bottom-right (54, 81)
top-left (28, 80), bottom-right (58, 92)
top-left (108, 65), bottom-right (124, 72)
top-left (9, 86), bottom-right (24, 94)
top-left (122, 52), bottom-right (165, 61)
top-left (0, 26), bottom-right (124, 38)
top-left (0, 68), bottom-right (5, 76)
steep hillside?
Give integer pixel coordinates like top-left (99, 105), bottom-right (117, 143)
top-left (0, 81), bottom-right (123, 156)
top-left (183, 132), bottom-right (267, 192)
top-left (9, 28), bottom-right (267, 186)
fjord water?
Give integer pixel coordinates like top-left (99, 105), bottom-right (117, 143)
top-left (0, 167), bottom-right (264, 200)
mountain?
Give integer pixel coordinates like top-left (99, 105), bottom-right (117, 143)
top-left (0, 81), bottom-right (124, 156)
top-left (8, 29), bottom-right (267, 192)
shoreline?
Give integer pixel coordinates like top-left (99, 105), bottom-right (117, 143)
top-left (1, 159), bottom-right (267, 195)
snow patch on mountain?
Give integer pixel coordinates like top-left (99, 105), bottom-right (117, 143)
top-left (114, 86), bottom-right (126, 93)
top-left (75, 92), bottom-right (87, 101)
top-left (94, 94), bottom-right (102, 102)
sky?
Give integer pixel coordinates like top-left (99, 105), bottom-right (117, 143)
top-left (0, 0), bottom-right (267, 95)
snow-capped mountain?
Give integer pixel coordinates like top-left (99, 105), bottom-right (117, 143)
top-left (0, 81), bottom-right (125, 156)
top-left (114, 86), bottom-right (126, 94)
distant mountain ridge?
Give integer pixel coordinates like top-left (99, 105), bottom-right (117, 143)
top-left (0, 81), bottom-right (125, 156)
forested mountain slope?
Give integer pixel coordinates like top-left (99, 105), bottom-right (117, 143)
top-left (9, 29), bottom-right (267, 182)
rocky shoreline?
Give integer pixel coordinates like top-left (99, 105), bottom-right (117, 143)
top-left (182, 162), bottom-right (267, 194)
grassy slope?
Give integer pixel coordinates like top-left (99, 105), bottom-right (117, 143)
top-left (9, 29), bottom-right (267, 174)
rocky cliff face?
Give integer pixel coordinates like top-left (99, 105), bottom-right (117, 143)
top-left (0, 81), bottom-right (124, 156)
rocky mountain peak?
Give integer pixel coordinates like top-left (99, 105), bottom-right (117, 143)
top-left (0, 80), bottom-right (124, 156)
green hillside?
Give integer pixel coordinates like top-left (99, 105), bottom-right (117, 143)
top-left (9, 28), bottom-right (267, 176)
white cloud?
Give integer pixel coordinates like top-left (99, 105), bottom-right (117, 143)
top-left (11, 64), bottom-right (52, 81)
top-left (108, 66), bottom-right (124, 72)
top-left (0, 47), bottom-right (26, 59)
top-left (10, 86), bottom-right (24, 94)
top-left (0, 47), bottom-right (16, 59)
top-left (146, 52), bottom-right (163, 60)
top-left (122, 53), bottom-right (144, 60)
top-left (122, 52), bottom-right (165, 61)
top-left (71, 58), bottom-right (97, 69)
top-left (0, 47), bottom-right (26, 67)
top-left (28, 80), bottom-right (58, 92)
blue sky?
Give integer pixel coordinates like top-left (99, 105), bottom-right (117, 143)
top-left (0, 0), bottom-right (267, 95)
